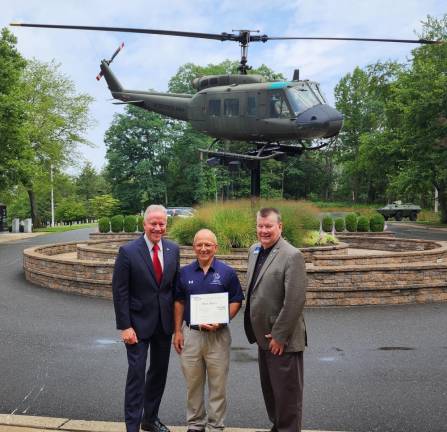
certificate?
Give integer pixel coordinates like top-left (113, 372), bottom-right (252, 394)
top-left (190, 292), bottom-right (229, 325)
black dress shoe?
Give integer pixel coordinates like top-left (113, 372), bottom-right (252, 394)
top-left (141, 418), bottom-right (170, 432)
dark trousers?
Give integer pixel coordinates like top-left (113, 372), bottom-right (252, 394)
top-left (258, 348), bottom-right (304, 432)
top-left (124, 323), bottom-right (171, 432)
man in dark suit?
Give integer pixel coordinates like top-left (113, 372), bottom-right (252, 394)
top-left (244, 207), bottom-right (307, 432)
top-left (113, 205), bottom-right (180, 432)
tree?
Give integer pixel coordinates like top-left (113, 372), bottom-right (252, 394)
top-left (0, 28), bottom-right (27, 191)
top-left (385, 15), bottom-right (447, 221)
top-left (105, 106), bottom-right (172, 213)
top-left (17, 59), bottom-right (93, 227)
top-left (89, 194), bottom-right (120, 218)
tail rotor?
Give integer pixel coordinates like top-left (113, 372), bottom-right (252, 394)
top-left (96, 42), bottom-right (124, 81)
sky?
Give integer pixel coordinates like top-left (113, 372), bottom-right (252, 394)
top-left (2, 0), bottom-right (445, 173)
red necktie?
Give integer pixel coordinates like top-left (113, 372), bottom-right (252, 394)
top-left (152, 243), bottom-right (163, 285)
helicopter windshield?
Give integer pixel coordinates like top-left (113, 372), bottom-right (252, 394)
top-left (286, 86), bottom-right (321, 115)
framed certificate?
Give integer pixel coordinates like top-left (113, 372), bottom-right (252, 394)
top-left (190, 292), bottom-right (229, 325)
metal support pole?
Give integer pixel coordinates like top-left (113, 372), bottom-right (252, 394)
top-left (50, 164), bottom-right (55, 227)
top-left (250, 161), bottom-right (261, 198)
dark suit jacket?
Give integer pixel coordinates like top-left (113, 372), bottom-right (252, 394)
top-left (112, 235), bottom-right (180, 338)
top-left (246, 237), bottom-right (307, 352)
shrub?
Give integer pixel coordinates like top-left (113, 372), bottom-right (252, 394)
top-left (124, 215), bottom-right (137, 233)
top-left (302, 215), bottom-right (320, 230)
top-left (111, 215), bottom-right (124, 233)
top-left (334, 217), bottom-right (345, 232)
top-left (322, 216), bottom-right (333, 232)
top-left (169, 199), bottom-right (321, 250)
top-left (169, 217), bottom-right (211, 246)
top-left (345, 213), bottom-right (358, 232)
top-left (302, 230), bottom-right (339, 247)
top-left (137, 216), bottom-right (144, 232)
top-left (370, 214), bottom-right (385, 232)
top-left (98, 217), bottom-right (110, 233)
top-left (357, 216), bottom-right (369, 232)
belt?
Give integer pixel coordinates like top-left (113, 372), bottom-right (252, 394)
top-left (189, 324), bottom-right (227, 332)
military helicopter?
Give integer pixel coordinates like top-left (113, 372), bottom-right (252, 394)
top-left (10, 23), bottom-right (443, 196)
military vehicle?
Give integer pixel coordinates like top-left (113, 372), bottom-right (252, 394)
top-left (377, 202), bottom-right (421, 221)
top-left (10, 23), bottom-right (443, 197)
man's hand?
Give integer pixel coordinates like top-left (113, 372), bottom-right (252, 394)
top-left (200, 323), bottom-right (221, 332)
top-left (173, 331), bottom-right (184, 354)
top-left (121, 327), bottom-right (138, 345)
top-left (265, 334), bottom-right (285, 356)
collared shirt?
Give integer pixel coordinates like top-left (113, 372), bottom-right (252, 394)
top-left (175, 257), bottom-right (244, 325)
top-left (144, 234), bottom-right (164, 270)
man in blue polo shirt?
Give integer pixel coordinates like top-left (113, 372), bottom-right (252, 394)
top-left (173, 229), bottom-right (244, 432)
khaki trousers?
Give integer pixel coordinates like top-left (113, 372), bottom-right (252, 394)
top-left (180, 325), bottom-right (231, 432)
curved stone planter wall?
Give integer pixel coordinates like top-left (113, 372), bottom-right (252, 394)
top-left (23, 235), bottom-right (447, 306)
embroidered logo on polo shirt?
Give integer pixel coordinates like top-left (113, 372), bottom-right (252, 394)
top-left (210, 272), bottom-right (222, 285)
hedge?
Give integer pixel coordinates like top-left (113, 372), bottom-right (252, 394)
top-left (345, 213), bottom-right (358, 232)
top-left (124, 215), bottom-right (137, 233)
top-left (370, 214), bottom-right (385, 232)
top-left (357, 216), bottom-right (369, 232)
top-left (98, 217), bottom-right (110, 233)
top-left (111, 215), bottom-right (124, 233)
top-left (334, 217), bottom-right (345, 232)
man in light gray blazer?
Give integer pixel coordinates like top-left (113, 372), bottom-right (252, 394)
top-left (244, 207), bottom-right (307, 432)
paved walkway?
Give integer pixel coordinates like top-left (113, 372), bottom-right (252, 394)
top-left (0, 233), bottom-right (47, 244)
top-left (0, 415), bottom-right (342, 432)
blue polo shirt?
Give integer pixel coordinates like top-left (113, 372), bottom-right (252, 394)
top-left (175, 258), bottom-right (244, 325)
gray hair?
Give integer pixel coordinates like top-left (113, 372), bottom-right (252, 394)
top-left (144, 205), bottom-right (167, 220)
top-left (256, 207), bottom-right (282, 223)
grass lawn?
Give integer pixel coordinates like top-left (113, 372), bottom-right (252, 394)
top-left (33, 223), bottom-right (97, 233)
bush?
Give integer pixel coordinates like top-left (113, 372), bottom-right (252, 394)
top-left (169, 217), bottom-right (211, 246)
top-left (322, 216), bottom-right (333, 232)
top-left (302, 230), bottom-right (339, 246)
top-left (98, 217), bottom-right (110, 233)
top-left (302, 215), bottom-right (320, 230)
top-left (168, 199), bottom-right (320, 250)
top-left (345, 213), bottom-right (358, 232)
top-left (370, 214), bottom-right (385, 232)
top-left (111, 215), bottom-right (124, 233)
top-left (124, 215), bottom-right (137, 233)
top-left (334, 217), bottom-right (345, 232)
top-left (357, 216), bottom-right (369, 232)
top-left (137, 216), bottom-right (144, 232)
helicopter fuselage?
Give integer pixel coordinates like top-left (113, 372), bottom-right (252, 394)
top-left (101, 61), bottom-right (343, 142)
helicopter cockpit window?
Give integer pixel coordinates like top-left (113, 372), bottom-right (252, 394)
top-left (224, 98), bottom-right (239, 117)
top-left (247, 96), bottom-right (256, 116)
top-left (208, 99), bottom-right (221, 116)
top-left (286, 87), bottom-right (320, 115)
top-left (268, 92), bottom-right (292, 118)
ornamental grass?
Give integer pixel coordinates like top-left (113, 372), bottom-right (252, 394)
top-left (169, 199), bottom-right (320, 252)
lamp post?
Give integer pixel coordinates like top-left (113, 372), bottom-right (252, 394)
top-left (50, 164), bottom-right (55, 227)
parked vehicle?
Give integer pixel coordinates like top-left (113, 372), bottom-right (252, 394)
top-left (377, 201), bottom-right (421, 221)
top-left (167, 207), bottom-right (195, 218)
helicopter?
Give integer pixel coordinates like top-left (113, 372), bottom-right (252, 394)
top-left (9, 23), bottom-right (443, 196)
top-left (10, 24), bottom-right (441, 145)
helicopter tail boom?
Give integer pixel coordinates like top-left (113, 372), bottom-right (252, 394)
top-left (100, 60), bottom-right (124, 93)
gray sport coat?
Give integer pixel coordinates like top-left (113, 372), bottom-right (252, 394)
top-left (246, 237), bottom-right (307, 352)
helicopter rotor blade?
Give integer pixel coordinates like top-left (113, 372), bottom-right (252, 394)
top-left (261, 36), bottom-right (443, 45)
top-left (10, 23), bottom-right (237, 42)
top-left (96, 41), bottom-right (124, 81)
top-left (11, 23), bottom-right (443, 46)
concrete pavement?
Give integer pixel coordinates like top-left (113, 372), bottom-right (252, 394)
top-left (0, 415), bottom-right (344, 432)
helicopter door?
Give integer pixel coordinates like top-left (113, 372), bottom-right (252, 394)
top-left (268, 91), bottom-right (293, 119)
top-left (245, 93), bottom-right (259, 138)
top-left (204, 96), bottom-right (222, 136)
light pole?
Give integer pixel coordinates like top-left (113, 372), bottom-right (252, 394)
top-left (50, 164), bottom-right (55, 227)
